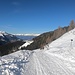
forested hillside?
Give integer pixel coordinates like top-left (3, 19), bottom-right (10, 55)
top-left (23, 20), bottom-right (75, 50)
top-left (0, 41), bottom-right (25, 56)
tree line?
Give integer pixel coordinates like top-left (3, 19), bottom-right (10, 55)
top-left (22, 20), bottom-right (75, 50)
top-left (0, 41), bottom-right (25, 56)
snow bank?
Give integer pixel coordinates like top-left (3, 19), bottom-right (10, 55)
top-left (19, 40), bottom-right (33, 49)
top-left (0, 50), bottom-right (34, 75)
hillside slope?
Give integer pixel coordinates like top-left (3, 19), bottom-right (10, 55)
top-left (0, 31), bottom-right (25, 56)
top-left (0, 28), bottom-right (75, 75)
top-left (24, 20), bottom-right (75, 50)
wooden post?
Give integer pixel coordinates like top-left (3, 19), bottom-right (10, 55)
top-left (71, 39), bottom-right (73, 48)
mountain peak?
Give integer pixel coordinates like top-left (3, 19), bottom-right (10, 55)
top-left (0, 31), bottom-right (8, 35)
top-left (0, 31), bottom-right (19, 45)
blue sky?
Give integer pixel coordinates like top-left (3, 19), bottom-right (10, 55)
top-left (0, 0), bottom-right (75, 34)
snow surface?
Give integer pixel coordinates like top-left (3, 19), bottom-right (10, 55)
top-left (0, 34), bottom-right (4, 37)
top-left (0, 31), bottom-right (6, 37)
top-left (1, 29), bottom-right (75, 75)
top-left (0, 31), bottom-right (8, 36)
top-left (0, 31), bottom-right (15, 38)
top-left (19, 40), bottom-right (33, 49)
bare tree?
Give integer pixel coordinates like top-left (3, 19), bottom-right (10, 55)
top-left (68, 20), bottom-right (75, 31)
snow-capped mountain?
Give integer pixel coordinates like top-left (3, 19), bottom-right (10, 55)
top-left (0, 31), bottom-right (19, 45)
top-left (1, 29), bottom-right (75, 75)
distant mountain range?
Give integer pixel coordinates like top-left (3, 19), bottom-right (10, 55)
top-left (0, 31), bottom-right (20, 45)
top-left (0, 31), bottom-right (40, 46)
top-left (14, 34), bottom-right (40, 36)
top-left (0, 31), bottom-right (40, 56)
top-left (0, 31), bottom-right (25, 56)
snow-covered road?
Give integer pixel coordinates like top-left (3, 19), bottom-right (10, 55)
top-left (1, 48), bottom-right (75, 75)
top-left (24, 49), bottom-right (75, 75)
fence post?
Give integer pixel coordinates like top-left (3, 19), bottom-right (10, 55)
top-left (71, 39), bottom-right (73, 49)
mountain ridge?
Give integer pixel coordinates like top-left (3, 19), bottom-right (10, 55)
top-left (0, 31), bottom-right (20, 45)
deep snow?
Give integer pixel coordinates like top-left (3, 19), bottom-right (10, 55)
top-left (1, 29), bottom-right (75, 75)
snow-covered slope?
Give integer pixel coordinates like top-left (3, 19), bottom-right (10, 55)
top-left (1, 29), bottom-right (75, 75)
top-left (19, 40), bottom-right (33, 49)
top-left (49, 28), bottom-right (75, 48)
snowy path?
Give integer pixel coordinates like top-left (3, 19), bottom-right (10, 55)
top-left (24, 50), bottom-right (75, 75)
top-left (0, 49), bottom-right (75, 75)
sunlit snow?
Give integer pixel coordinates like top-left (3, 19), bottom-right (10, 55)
top-left (1, 29), bottom-right (75, 75)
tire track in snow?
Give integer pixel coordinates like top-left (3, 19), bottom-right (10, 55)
top-left (24, 50), bottom-right (75, 75)
top-left (44, 51), bottom-right (75, 75)
top-left (35, 51), bottom-right (74, 75)
top-left (33, 53), bottom-right (47, 75)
